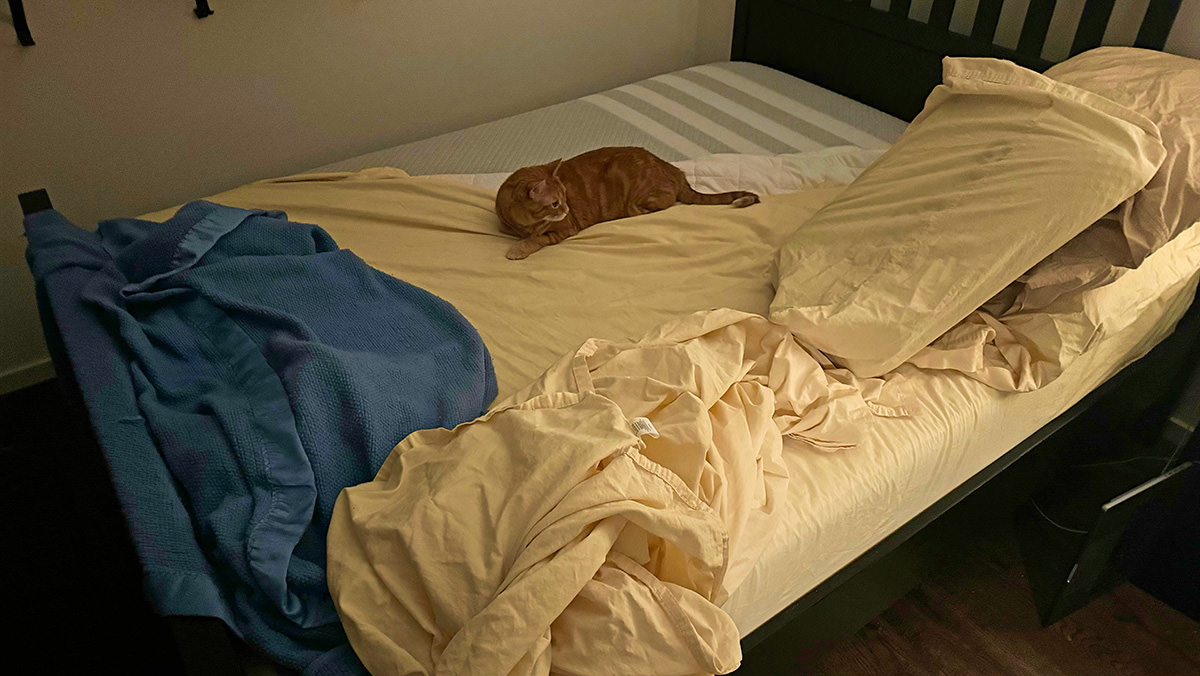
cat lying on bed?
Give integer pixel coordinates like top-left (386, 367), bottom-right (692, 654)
top-left (496, 146), bottom-right (759, 259)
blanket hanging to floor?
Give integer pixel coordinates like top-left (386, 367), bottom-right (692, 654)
top-left (24, 200), bottom-right (498, 675)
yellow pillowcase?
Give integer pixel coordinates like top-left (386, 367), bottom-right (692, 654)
top-left (770, 57), bottom-right (1165, 378)
top-left (1046, 47), bottom-right (1200, 265)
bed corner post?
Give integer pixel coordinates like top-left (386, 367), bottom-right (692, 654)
top-left (18, 189), bottom-right (53, 216)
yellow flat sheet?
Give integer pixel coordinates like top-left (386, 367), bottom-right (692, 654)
top-left (145, 167), bottom-right (843, 399)
top-left (326, 309), bottom-right (880, 675)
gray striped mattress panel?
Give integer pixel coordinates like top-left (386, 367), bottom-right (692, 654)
top-left (311, 61), bottom-right (909, 176)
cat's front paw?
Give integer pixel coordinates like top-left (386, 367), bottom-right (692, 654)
top-left (506, 239), bottom-right (542, 260)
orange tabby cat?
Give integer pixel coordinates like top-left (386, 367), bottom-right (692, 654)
top-left (495, 147), bottom-right (759, 259)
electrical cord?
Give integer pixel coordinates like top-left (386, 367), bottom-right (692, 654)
top-left (1161, 435), bottom-right (1189, 475)
top-left (1030, 498), bottom-right (1089, 535)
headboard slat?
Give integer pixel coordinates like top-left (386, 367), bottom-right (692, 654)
top-left (732, 0), bottom-right (1181, 123)
top-left (971, 0), bottom-right (1006, 42)
top-left (928, 0), bottom-right (957, 31)
top-left (1071, 0), bottom-right (1118, 56)
top-left (1017, 0), bottom-right (1059, 60)
top-left (890, 0), bottom-right (912, 19)
top-left (1135, 0), bottom-right (1182, 50)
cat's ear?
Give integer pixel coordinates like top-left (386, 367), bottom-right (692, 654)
top-left (548, 159), bottom-right (563, 177)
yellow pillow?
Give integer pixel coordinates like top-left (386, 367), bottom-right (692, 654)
top-left (770, 57), bottom-right (1165, 378)
top-left (1046, 47), bottom-right (1200, 265)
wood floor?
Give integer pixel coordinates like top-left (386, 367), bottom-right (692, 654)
top-left (804, 525), bottom-right (1200, 676)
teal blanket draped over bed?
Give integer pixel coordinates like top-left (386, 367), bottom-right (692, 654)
top-left (25, 201), bottom-right (498, 674)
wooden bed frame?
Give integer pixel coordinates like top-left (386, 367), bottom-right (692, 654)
top-left (18, 1), bottom-right (1189, 674)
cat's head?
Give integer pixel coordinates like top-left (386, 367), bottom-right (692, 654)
top-left (496, 159), bottom-right (569, 235)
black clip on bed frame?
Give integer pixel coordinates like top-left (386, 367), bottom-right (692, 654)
top-left (18, 189), bottom-right (52, 216)
top-left (194, 1), bottom-right (214, 19)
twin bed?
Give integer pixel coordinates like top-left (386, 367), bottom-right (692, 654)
top-left (20, 0), bottom-right (1196, 674)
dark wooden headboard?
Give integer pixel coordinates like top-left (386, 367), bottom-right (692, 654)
top-left (732, 0), bottom-right (1184, 121)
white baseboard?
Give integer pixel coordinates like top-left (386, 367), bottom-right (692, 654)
top-left (0, 358), bottom-right (56, 395)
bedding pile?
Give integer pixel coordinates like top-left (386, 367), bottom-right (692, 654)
top-left (23, 201), bottom-right (497, 674)
top-left (143, 151), bottom-right (909, 674)
top-left (326, 309), bottom-right (901, 675)
top-left (315, 53), bottom-right (1200, 675)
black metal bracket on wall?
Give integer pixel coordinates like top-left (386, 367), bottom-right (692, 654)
top-left (5, 1), bottom-right (211, 46)
top-left (8, 0), bottom-right (34, 46)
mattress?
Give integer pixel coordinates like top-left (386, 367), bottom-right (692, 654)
top-left (312, 61), bottom-right (909, 175)
top-left (161, 167), bottom-right (1200, 644)
top-left (138, 60), bottom-right (1200, 653)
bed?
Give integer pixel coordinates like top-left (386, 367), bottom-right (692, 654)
top-left (18, 1), bottom-right (1196, 674)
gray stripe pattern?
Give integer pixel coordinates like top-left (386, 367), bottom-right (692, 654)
top-left (616, 84), bottom-right (770, 154)
top-left (633, 78), bottom-right (798, 155)
top-left (312, 62), bottom-right (908, 175)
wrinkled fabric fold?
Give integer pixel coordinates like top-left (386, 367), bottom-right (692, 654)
top-left (327, 309), bottom-right (905, 675)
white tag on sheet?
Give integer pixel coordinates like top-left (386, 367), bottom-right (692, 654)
top-left (630, 417), bottom-right (660, 439)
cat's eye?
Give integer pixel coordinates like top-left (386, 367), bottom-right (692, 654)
top-left (551, 200), bottom-right (560, 208)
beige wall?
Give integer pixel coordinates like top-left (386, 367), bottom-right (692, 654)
top-left (0, 0), bottom-right (737, 392)
top-left (1, 0), bottom-right (1196, 393)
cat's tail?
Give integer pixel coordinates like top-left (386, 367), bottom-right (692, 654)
top-left (677, 185), bottom-right (760, 208)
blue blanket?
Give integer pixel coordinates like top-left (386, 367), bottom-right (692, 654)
top-left (25, 201), bottom-right (498, 674)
